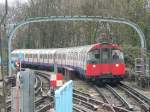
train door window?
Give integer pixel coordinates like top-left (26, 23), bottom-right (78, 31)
top-left (87, 49), bottom-right (100, 64)
top-left (101, 48), bottom-right (110, 63)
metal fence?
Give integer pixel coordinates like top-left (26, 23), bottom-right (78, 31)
top-left (55, 80), bottom-right (73, 112)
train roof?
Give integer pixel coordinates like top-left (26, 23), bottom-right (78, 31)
top-left (12, 43), bottom-right (121, 54)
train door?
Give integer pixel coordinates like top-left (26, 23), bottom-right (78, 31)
top-left (101, 48), bottom-right (111, 75)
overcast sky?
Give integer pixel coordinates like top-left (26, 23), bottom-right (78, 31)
top-left (0, 0), bottom-right (28, 5)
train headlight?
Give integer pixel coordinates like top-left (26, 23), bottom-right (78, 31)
top-left (93, 64), bottom-right (96, 68)
top-left (115, 64), bottom-right (119, 67)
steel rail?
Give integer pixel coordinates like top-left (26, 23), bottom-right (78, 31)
top-left (120, 83), bottom-right (150, 105)
top-left (35, 75), bottom-right (43, 96)
top-left (35, 101), bottom-right (54, 112)
top-left (6, 100), bottom-right (11, 111)
top-left (73, 104), bottom-right (94, 112)
top-left (73, 97), bottom-right (98, 111)
top-left (35, 96), bottom-right (53, 107)
top-left (73, 89), bottom-right (92, 98)
top-left (106, 85), bottom-right (133, 110)
top-left (119, 85), bottom-right (149, 111)
top-left (34, 76), bottom-right (38, 89)
top-left (34, 71), bottom-right (50, 81)
top-left (94, 85), bottom-right (111, 103)
top-left (73, 107), bottom-right (85, 112)
top-left (94, 86), bottom-right (116, 112)
top-left (119, 83), bottom-right (150, 111)
top-left (73, 93), bottom-right (130, 112)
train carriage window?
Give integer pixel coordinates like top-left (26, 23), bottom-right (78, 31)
top-left (28, 54), bottom-right (33, 58)
top-left (33, 54), bottom-right (37, 58)
top-left (40, 54), bottom-right (42, 59)
top-left (63, 54), bottom-right (65, 60)
top-left (25, 54), bottom-right (28, 58)
top-left (44, 54), bottom-right (48, 59)
top-left (75, 52), bottom-right (77, 60)
top-left (48, 54), bottom-right (51, 59)
top-left (30, 54), bottom-right (32, 58)
top-left (29, 54), bottom-right (31, 58)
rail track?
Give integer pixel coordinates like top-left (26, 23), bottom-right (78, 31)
top-left (73, 80), bottom-right (150, 112)
top-left (5, 70), bottom-right (150, 112)
top-left (34, 70), bottom-right (53, 112)
top-left (119, 82), bottom-right (150, 112)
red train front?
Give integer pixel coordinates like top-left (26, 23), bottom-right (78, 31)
top-left (86, 43), bottom-right (125, 83)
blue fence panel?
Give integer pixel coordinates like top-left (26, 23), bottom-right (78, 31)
top-left (55, 80), bottom-right (73, 112)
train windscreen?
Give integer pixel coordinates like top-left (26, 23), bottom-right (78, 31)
top-left (112, 49), bottom-right (124, 63)
top-left (87, 48), bottom-right (124, 64)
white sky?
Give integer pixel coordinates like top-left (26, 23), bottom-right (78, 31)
top-left (0, 0), bottom-right (28, 5)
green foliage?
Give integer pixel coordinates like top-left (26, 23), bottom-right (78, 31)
top-left (123, 45), bottom-right (141, 69)
top-left (11, 0), bottom-right (150, 52)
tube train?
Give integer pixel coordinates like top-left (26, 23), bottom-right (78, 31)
top-left (11, 43), bottom-right (125, 83)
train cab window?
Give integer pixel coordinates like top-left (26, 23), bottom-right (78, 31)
top-left (101, 48), bottom-right (110, 63)
top-left (87, 49), bottom-right (100, 64)
top-left (112, 49), bottom-right (124, 62)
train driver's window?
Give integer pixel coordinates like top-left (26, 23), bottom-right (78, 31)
top-left (112, 51), bottom-right (119, 60)
top-left (112, 49), bottom-right (124, 62)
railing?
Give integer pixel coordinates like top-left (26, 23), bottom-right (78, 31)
top-left (135, 58), bottom-right (150, 76)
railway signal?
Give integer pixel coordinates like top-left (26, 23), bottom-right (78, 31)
top-left (50, 73), bottom-right (63, 89)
